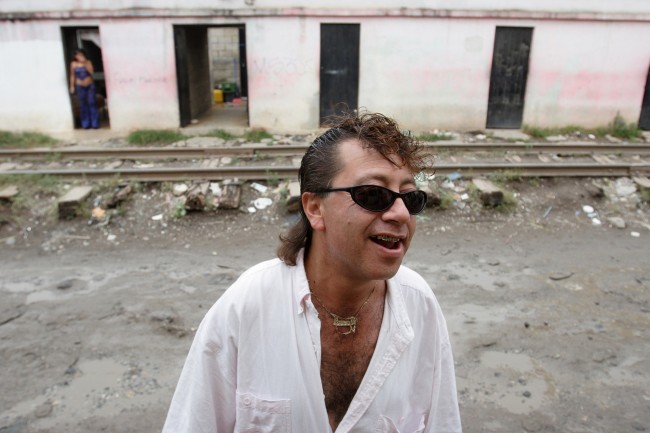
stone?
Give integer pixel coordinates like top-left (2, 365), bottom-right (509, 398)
top-left (605, 134), bottom-right (622, 143)
top-left (471, 179), bottom-right (503, 207)
top-left (614, 178), bottom-right (637, 197)
top-left (633, 176), bottom-right (650, 191)
top-left (607, 216), bottom-right (626, 229)
top-left (489, 129), bottom-right (530, 141)
top-left (545, 135), bottom-right (567, 142)
top-left (0, 185), bottom-right (19, 200)
top-left (57, 186), bottom-right (93, 219)
top-left (549, 271), bottom-right (573, 281)
top-left (185, 136), bottom-right (225, 147)
top-left (285, 181), bottom-right (302, 213)
top-left (34, 401), bottom-right (53, 418)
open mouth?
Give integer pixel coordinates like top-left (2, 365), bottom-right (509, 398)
top-left (370, 234), bottom-right (402, 250)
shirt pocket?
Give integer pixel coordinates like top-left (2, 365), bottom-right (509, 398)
top-left (375, 414), bottom-right (425, 433)
top-left (235, 391), bottom-right (291, 433)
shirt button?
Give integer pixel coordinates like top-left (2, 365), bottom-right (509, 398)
top-left (243, 397), bottom-right (252, 406)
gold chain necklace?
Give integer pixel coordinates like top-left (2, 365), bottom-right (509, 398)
top-left (310, 286), bottom-right (376, 335)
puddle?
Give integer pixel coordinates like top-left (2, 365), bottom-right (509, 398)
top-left (469, 351), bottom-right (554, 415)
top-left (25, 290), bottom-right (57, 304)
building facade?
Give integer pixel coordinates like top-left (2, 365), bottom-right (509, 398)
top-left (1, 0), bottom-right (649, 133)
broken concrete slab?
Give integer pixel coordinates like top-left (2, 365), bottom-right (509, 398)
top-left (472, 179), bottom-right (504, 207)
top-left (0, 185), bottom-right (19, 200)
top-left (57, 186), bottom-right (93, 219)
top-left (285, 182), bottom-right (301, 213)
top-left (488, 129), bottom-right (530, 141)
top-left (632, 176), bottom-right (650, 190)
top-left (217, 183), bottom-right (241, 209)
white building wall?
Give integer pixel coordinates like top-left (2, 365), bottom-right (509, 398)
top-left (0, 22), bottom-right (74, 132)
top-left (246, 17), bottom-right (320, 131)
top-left (359, 18), bottom-right (495, 131)
top-left (2, 0), bottom-right (650, 14)
top-left (100, 20), bottom-right (179, 131)
top-left (524, 21), bottom-right (650, 127)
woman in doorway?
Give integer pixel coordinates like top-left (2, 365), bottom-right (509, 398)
top-left (69, 49), bottom-right (100, 129)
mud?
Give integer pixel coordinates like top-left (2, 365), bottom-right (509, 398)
top-left (1, 177), bottom-right (649, 433)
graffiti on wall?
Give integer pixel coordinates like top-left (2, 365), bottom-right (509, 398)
top-left (252, 57), bottom-right (315, 76)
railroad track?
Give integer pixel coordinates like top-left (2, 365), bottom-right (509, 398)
top-left (1, 142), bottom-right (650, 161)
top-left (1, 143), bottom-right (649, 181)
top-left (4, 163), bottom-right (650, 181)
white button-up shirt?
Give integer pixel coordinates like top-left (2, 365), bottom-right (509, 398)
top-left (162, 252), bottom-right (461, 433)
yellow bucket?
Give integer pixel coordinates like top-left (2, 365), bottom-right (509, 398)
top-left (213, 89), bottom-right (224, 103)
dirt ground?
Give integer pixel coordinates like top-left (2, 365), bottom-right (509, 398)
top-left (1, 176), bottom-right (649, 433)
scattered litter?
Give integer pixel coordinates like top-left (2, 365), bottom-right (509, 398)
top-left (209, 182), bottom-right (222, 195)
top-left (591, 218), bottom-right (601, 226)
top-left (614, 178), bottom-right (637, 197)
top-left (607, 217), bottom-right (626, 229)
top-left (631, 231), bottom-right (640, 238)
top-left (582, 205), bottom-right (594, 213)
top-left (250, 182), bottom-right (268, 193)
top-left (441, 180), bottom-right (455, 190)
top-left (247, 206), bottom-right (257, 213)
top-left (107, 234), bottom-right (117, 242)
top-left (447, 172), bottom-right (462, 181)
top-left (542, 206), bottom-right (553, 219)
top-left (91, 207), bottom-right (106, 219)
top-left (253, 197), bottom-right (273, 210)
top-left (460, 193), bottom-right (469, 201)
top-left (151, 214), bottom-right (163, 221)
top-left (549, 272), bottom-right (573, 281)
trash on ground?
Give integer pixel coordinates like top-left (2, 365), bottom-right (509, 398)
top-left (253, 197), bottom-right (273, 210)
top-left (250, 182), bottom-right (268, 193)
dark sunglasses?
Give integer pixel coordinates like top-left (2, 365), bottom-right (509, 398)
top-left (317, 185), bottom-right (427, 215)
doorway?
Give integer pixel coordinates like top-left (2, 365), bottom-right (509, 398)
top-left (319, 23), bottom-right (360, 125)
top-left (174, 24), bottom-right (248, 130)
top-left (639, 65), bottom-right (650, 130)
top-left (62, 27), bottom-right (110, 129)
top-left (486, 27), bottom-right (533, 129)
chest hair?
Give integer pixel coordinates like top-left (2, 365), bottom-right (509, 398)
top-left (319, 299), bottom-right (384, 429)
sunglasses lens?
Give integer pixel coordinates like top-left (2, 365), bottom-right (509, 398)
top-left (403, 191), bottom-right (427, 214)
top-left (353, 186), bottom-right (393, 211)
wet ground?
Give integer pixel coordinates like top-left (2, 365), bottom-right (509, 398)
top-left (1, 177), bottom-right (649, 433)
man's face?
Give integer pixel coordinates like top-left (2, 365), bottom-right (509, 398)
top-left (314, 139), bottom-right (417, 283)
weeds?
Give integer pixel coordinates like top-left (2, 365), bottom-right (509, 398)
top-left (171, 199), bottom-right (187, 220)
top-left (266, 171), bottom-right (280, 188)
top-left (0, 174), bottom-right (60, 218)
top-left (495, 191), bottom-right (518, 213)
top-left (0, 131), bottom-right (58, 148)
top-left (204, 129), bottom-right (237, 140)
top-left (244, 129), bottom-right (273, 143)
top-left (127, 129), bottom-right (186, 145)
top-left (490, 170), bottom-right (523, 184)
top-left (523, 114), bottom-right (642, 141)
top-left (419, 133), bottom-right (454, 142)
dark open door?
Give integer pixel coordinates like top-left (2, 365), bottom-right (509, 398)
top-left (320, 24), bottom-right (360, 124)
top-left (486, 27), bottom-right (533, 129)
top-left (174, 26), bottom-right (191, 127)
top-left (239, 27), bottom-right (248, 98)
top-left (640, 65), bottom-right (650, 130)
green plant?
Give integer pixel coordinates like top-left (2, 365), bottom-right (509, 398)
top-left (127, 129), bottom-right (186, 145)
top-left (610, 113), bottom-right (642, 140)
top-left (171, 199), bottom-right (187, 220)
top-left (418, 133), bottom-right (453, 142)
top-left (266, 170), bottom-right (280, 188)
top-left (522, 125), bottom-right (551, 139)
top-left (0, 131), bottom-right (58, 148)
top-left (278, 185), bottom-right (289, 201)
top-left (244, 129), bottom-right (273, 143)
top-left (489, 170), bottom-right (523, 184)
top-left (204, 129), bottom-right (237, 140)
top-left (437, 189), bottom-right (454, 210)
top-left (0, 174), bottom-right (60, 217)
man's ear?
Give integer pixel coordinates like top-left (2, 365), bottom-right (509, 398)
top-left (302, 192), bottom-right (325, 232)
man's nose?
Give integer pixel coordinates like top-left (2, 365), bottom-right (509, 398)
top-left (381, 197), bottom-right (411, 223)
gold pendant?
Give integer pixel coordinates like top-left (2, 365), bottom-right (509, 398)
top-left (332, 315), bottom-right (357, 335)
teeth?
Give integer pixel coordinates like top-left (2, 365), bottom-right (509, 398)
top-left (374, 235), bottom-right (400, 242)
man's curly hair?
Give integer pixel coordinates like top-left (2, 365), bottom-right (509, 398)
top-left (277, 110), bottom-right (430, 265)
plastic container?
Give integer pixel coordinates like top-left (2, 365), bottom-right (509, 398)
top-left (213, 89), bottom-right (224, 103)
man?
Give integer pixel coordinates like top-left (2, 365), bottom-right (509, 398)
top-left (162, 112), bottom-right (461, 433)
